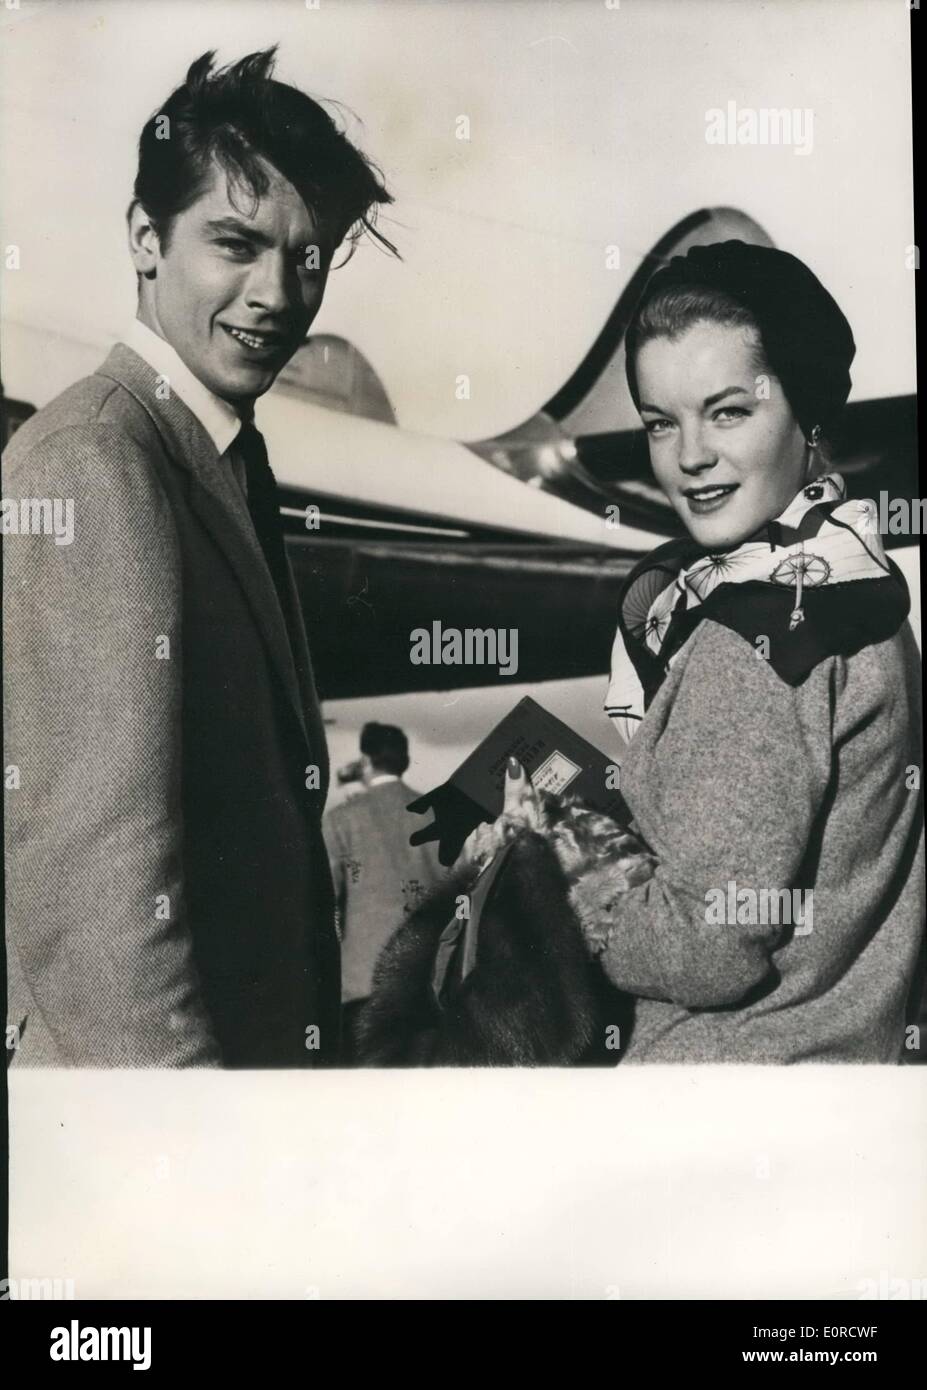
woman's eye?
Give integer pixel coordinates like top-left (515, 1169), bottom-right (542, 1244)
top-left (713, 406), bottom-right (750, 422)
top-left (644, 418), bottom-right (674, 436)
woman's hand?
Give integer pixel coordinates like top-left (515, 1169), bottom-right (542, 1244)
top-left (461, 757), bottom-right (547, 870)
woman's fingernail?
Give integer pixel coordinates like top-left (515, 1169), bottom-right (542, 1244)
top-left (507, 756), bottom-right (521, 777)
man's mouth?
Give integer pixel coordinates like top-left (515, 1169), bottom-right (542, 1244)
top-left (681, 482), bottom-right (740, 516)
top-left (221, 324), bottom-right (287, 355)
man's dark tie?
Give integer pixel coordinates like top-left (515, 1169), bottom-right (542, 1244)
top-left (234, 419), bottom-right (292, 620)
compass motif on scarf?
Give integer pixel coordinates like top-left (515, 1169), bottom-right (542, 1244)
top-left (684, 544), bottom-right (773, 602)
top-left (769, 551), bottom-right (832, 630)
top-left (643, 600), bottom-right (674, 653)
top-left (770, 552), bottom-right (831, 588)
top-left (685, 552), bottom-right (735, 601)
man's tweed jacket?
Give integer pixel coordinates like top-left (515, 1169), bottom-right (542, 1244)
top-left (3, 344), bottom-right (339, 1067)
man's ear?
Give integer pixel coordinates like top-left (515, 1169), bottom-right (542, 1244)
top-left (127, 199), bottom-right (161, 279)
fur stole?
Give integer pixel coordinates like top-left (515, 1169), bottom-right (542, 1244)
top-left (356, 830), bottom-right (632, 1066)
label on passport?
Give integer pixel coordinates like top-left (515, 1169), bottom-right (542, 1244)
top-left (532, 749), bottom-right (582, 796)
top-left (448, 696), bottom-right (628, 824)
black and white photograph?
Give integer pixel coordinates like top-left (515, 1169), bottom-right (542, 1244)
top-left (1, 0), bottom-right (923, 1320)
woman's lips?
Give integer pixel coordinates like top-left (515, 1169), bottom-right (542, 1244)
top-left (682, 483), bottom-right (739, 516)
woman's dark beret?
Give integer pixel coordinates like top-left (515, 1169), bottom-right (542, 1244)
top-left (626, 240), bottom-right (856, 438)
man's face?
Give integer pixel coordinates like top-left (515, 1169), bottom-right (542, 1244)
top-left (136, 158), bottom-right (332, 406)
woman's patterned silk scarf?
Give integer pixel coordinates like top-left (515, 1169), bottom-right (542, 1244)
top-left (605, 474), bottom-right (910, 744)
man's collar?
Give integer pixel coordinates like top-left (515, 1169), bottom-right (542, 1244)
top-left (122, 319), bottom-right (242, 457)
top-left (368, 774), bottom-right (400, 787)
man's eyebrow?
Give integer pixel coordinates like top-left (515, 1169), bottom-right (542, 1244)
top-left (202, 217), bottom-right (274, 246)
top-left (203, 216), bottom-right (330, 259)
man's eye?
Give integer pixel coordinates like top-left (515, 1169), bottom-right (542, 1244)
top-left (216, 238), bottom-right (253, 257)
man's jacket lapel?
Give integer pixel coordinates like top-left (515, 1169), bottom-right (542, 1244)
top-left (96, 344), bottom-right (313, 754)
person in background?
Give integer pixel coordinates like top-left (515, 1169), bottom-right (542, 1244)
top-left (323, 723), bottom-right (445, 1062)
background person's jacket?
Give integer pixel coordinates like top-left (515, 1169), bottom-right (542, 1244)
top-left (323, 778), bottom-right (445, 1004)
top-left (3, 344), bottom-right (339, 1067)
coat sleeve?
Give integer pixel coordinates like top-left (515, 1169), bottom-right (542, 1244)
top-left (570, 620), bottom-right (834, 1009)
top-left (3, 423), bottom-right (222, 1065)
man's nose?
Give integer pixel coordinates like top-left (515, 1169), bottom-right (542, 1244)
top-left (677, 423), bottom-right (717, 475)
top-left (244, 253), bottom-right (293, 316)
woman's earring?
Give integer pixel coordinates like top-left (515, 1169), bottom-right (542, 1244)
top-left (803, 424), bottom-right (822, 485)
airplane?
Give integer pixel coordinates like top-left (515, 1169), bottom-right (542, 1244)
top-left (256, 206), bottom-right (919, 707)
top-left (2, 199), bottom-right (918, 796)
top-left (1, 1), bottom-right (916, 793)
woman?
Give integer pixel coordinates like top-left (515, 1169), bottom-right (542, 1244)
top-left (488, 241), bottom-right (924, 1063)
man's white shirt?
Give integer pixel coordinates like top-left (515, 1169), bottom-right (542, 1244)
top-left (123, 317), bottom-right (248, 493)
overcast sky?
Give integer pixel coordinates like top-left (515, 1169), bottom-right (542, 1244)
top-left (1, 0), bottom-right (915, 439)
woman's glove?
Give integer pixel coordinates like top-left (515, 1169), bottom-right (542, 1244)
top-left (461, 758), bottom-right (656, 957)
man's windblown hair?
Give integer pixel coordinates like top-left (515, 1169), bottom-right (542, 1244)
top-left (134, 47), bottom-right (396, 260)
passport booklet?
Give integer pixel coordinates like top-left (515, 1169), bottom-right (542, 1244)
top-left (407, 697), bottom-right (629, 865)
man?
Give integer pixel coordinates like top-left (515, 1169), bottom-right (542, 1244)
top-left (323, 724), bottom-right (445, 1061)
top-left (3, 48), bottom-right (394, 1066)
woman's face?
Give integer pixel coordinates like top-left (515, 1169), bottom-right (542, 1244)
top-left (634, 321), bottom-right (808, 548)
